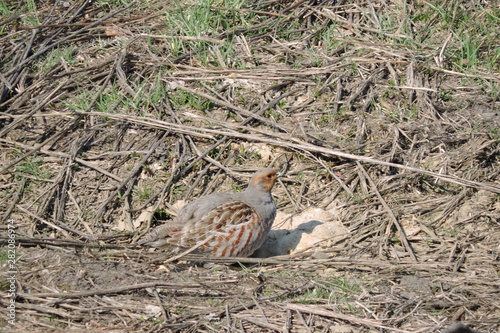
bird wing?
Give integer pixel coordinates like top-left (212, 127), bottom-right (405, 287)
top-left (175, 192), bottom-right (235, 223)
top-left (138, 192), bottom-right (234, 248)
top-left (171, 200), bottom-right (264, 257)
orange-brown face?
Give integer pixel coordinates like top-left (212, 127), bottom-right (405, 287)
top-left (251, 169), bottom-right (278, 192)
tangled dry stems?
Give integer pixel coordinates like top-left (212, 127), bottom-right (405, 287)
top-left (0, 0), bottom-right (498, 332)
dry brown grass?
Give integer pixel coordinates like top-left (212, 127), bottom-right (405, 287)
top-left (0, 0), bottom-right (499, 332)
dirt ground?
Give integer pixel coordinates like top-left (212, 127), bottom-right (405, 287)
top-left (0, 0), bottom-right (499, 332)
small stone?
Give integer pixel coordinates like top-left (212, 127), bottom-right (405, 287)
top-left (311, 251), bottom-right (330, 259)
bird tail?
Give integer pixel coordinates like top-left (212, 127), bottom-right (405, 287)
top-left (138, 222), bottom-right (183, 248)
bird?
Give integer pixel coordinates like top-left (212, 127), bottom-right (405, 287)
top-left (138, 168), bottom-right (279, 258)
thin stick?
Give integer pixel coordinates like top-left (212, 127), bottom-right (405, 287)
top-left (357, 162), bottom-right (418, 262)
top-left (67, 111), bottom-right (499, 193)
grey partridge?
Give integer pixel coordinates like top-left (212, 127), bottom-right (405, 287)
top-left (138, 168), bottom-right (278, 257)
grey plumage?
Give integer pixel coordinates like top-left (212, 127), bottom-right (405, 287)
top-left (138, 168), bottom-right (278, 257)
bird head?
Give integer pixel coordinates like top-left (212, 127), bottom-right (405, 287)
top-left (248, 168), bottom-right (279, 193)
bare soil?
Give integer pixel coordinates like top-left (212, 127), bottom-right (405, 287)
top-left (0, 1), bottom-right (499, 332)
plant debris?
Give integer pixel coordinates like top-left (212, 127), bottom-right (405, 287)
top-left (0, 0), bottom-right (498, 332)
